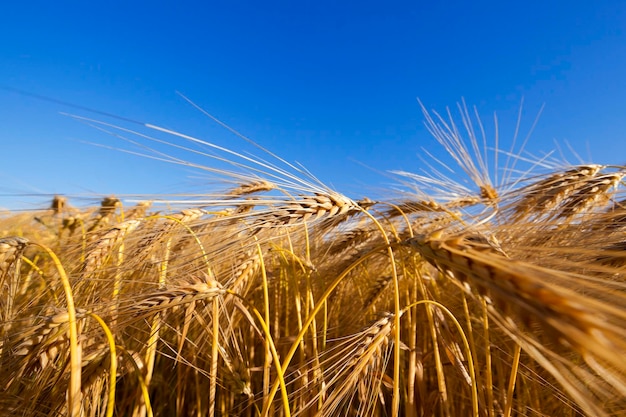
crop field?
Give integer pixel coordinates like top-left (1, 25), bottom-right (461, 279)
top-left (1, 104), bottom-right (625, 416)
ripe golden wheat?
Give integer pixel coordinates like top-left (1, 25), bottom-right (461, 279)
top-left (1, 101), bottom-right (625, 417)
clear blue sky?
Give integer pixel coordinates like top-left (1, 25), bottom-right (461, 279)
top-left (2, 1), bottom-right (626, 209)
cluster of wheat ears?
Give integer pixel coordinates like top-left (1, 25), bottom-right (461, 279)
top-left (1, 101), bottom-right (626, 417)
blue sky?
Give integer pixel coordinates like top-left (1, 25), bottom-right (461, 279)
top-left (1, 1), bottom-right (626, 209)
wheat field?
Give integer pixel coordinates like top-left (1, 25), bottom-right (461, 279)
top-left (1, 102), bottom-right (626, 417)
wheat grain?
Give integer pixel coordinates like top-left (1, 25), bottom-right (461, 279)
top-left (81, 219), bottom-right (142, 277)
top-left (509, 165), bottom-right (604, 221)
top-left (254, 192), bottom-right (363, 228)
top-left (227, 180), bottom-right (275, 197)
top-left (50, 195), bottom-right (67, 215)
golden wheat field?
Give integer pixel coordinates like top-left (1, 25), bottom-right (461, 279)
top-left (1, 102), bottom-right (626, 417)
